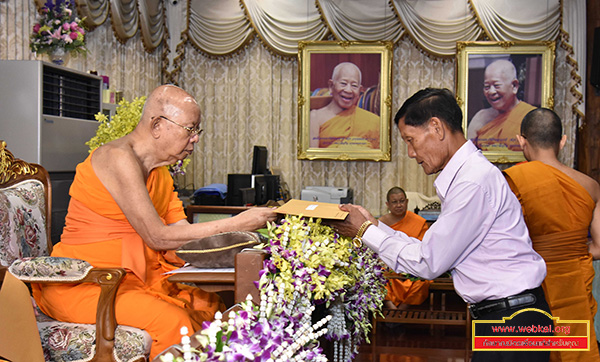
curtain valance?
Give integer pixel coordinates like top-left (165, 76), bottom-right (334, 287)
top-left (58, 0), bottom-right (584, 117)
top-left (178, 0), bottom-right (582, 117)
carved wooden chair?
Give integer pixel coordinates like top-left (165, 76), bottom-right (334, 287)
top-left (0, 141), bottom-right (151, 362)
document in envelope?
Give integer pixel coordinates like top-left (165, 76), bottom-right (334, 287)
top-left (274, 199), bottom-right (348, 220)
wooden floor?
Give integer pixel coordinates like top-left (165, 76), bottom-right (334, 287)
top-left (353, 323), bottom-right (471, 362)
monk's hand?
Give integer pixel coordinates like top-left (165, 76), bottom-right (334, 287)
top-left (327, 204), bottom-right (372, 238)
top-left (235, 207), bottom-right (278, 230)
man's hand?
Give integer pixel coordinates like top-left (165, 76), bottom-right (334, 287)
top-left (327, 204), bottom-right (377, 238)
top-left (233, 207), bottom-right (278, 231)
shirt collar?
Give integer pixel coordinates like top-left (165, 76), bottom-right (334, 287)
top-left (433, 140), bottom-right (478, 201)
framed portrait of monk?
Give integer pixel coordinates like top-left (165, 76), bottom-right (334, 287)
top-left (297, 41), bottom-right (393, 161)
top-left (456, 41), bottom-right (555, 163)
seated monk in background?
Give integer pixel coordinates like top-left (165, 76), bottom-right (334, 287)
top-left (503, 108), bottom-right (600, 362)
top-left (378, 187), bottom-right (430, 310)
top-left (32, 85), bottom-right (277, 359)
top-left (310, 62), bottom-right (380, 149)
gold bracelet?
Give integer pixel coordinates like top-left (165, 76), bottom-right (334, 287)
top-left (352, 221), bottom-right (373, 248)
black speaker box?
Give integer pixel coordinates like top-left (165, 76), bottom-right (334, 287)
top-left (227, 174), bottom-right (280, 206)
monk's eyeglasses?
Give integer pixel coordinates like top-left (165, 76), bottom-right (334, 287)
top-left (158, 115), bottom-right (203, 136)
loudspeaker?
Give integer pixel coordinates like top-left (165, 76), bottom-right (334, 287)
top-left (226, 174), bottom-right (280, 206)
top-left (591, 27), bottom-right (600, 90)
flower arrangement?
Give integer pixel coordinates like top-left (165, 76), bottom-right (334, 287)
top-left (161, 216), bottom-right (388, 362)
top-left (163, 279), bottom-right (332, 362)
top-left (261, 216), bottom-right (388, 361)
top-left (30, 0), bottom-right (87, 56)
top-left (86, 96), bottom-right (190, 175)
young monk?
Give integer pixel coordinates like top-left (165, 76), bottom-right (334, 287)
top-left (504, 108), bottom-right (600, 362)
top-left (378, 187), bottom-right (430, 310)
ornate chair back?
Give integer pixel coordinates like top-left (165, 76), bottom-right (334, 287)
top-left (0, 140), bottom-right (52, 267)
top-left (0, 140), bottom-right (151, 362)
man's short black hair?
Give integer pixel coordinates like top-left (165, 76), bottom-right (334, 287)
top-left (394, 88), bottom-right (463, 134)
top-left (520, 108), bottom-right (562, 150)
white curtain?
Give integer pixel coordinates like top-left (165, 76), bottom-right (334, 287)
top-left (0, 0), bottom-right (587, 216)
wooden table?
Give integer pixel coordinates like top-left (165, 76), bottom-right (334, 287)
top-left (167, 250), bottom-right (266, 304)
top-left (167, 267), bottom-right (235, 293)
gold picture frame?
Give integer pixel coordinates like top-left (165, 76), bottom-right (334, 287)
top-left (456, 41), bottom-right (555, 163)
top-left (297, 41), bottom-right (393, 161)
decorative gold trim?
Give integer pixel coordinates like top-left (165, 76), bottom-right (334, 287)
top-left (455, 41), bottom-right (556, 163)
top-left (0, 141), bottom-right (39, 184)
top-left (559, 29), bottom-right (585, 121)
top-left (315, 0), bottom-right (335, 42)
top-left (297, 40), bottom-right (393, 162)
top-left (176, 240), bottom-right (257, 254)
top-left (468, 0), bottom-right (493, 41)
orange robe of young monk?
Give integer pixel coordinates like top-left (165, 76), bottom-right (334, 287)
top-left (32, 153), bottom-right (225, 360)
top-left (504, 161), bottom-right (600, 362)
top-left (382, 211), bottom-right (431, 306)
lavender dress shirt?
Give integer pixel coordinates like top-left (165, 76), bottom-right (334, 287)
top-left (363, 140), bottom-right (546, 303)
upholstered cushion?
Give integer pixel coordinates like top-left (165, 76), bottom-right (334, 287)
top-left (0, 179), bottom-right (49, 267)
top-left (38, 321), bottom-right (152, 362)
top-left (9, 256), bottom-right (93, 282)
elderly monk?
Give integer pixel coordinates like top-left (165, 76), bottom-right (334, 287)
top-left (32, 85), bottom-right (277, 359)
top-left (468, 59), bottom-right (535, 152)
top-left (309, 62), bottom-right (380, 149)
top-left (378, 187), bottom-right (430, 310)
top-left (504, 108), bottom-right (600, 362)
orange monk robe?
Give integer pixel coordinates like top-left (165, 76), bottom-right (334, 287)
top-left (475, 101), bottom-right (535, 152)
top-left (382, 211), bottom-right (431, 306)
top-left (504, 161), bottom-right (599, 362)
top-left (32, 153), bottom-right (225, 360)
top-left (319, 105), bottom-right (380, 149)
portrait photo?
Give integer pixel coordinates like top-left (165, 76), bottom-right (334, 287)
top-left (297, 41), bottom-right (393, 161)
top-left (456, 41), bottom-right (555, 163)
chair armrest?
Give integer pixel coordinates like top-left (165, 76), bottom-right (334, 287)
top-left (234, 249), bottom-right (267, 304)
top-left (9, 256), bottom-right (94, 282)
top-left (9, 257), bottom-right (126, 362)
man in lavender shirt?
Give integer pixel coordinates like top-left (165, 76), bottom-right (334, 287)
top-left (331, 88), bottom-right (552, 362)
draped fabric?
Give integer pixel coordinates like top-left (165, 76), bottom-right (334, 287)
top-left (0, 0), bottom-right (586, 216)
top-left (391, 0), bottom-right (482, 57)
top-left (25, 0), bottom-right (584, 115)
top-left (109, 0), bottom-right (139, 43)
top-left (472, 0), bottom-right (561, 41)
top-left (187, 0), bottom-right (254, 56)
top-left (74, 0), bottom-right (109, 29)
top-left (138, 0), bottom-right (164, 52)
top-left (318, 0), bottom-right (403, 43)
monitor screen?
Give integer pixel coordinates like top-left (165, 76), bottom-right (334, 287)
top-left (252, 145), bottom-right (269, 175)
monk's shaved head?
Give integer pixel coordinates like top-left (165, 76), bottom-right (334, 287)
top-left (485, 59), bottom-right (517, 81)
top-left (386, 186), bottom-right (407, 201)
top-left (141, 85), bottom-right (201, 124)
top-left (331, 62), bottom-right (362, 85)
top-left (520, 108), bottom-right (562, 151)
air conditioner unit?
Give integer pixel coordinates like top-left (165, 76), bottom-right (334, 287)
top-left (0, 60), bottom-right (101, 172)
